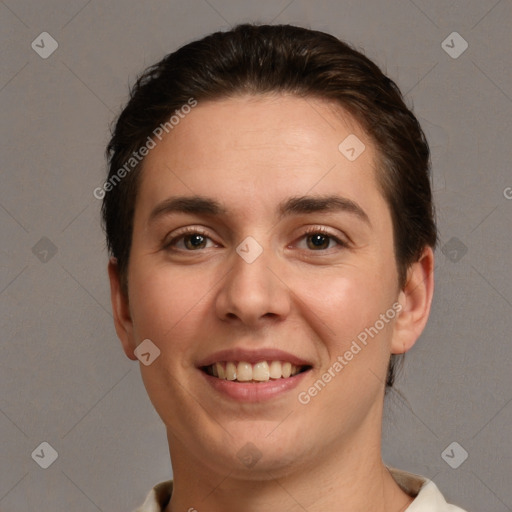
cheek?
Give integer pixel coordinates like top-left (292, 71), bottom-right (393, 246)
top-left (293, 277), bottom-right (396, 439)
top-left (127, 264), bottom-right (211, 423)
top-left (292, 262), bottom-right (396, 345)
top-left (127, 261), bottom-right (208, 347)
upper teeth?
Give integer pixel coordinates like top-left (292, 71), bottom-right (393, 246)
top-left (207, 361), bottom-right (303, 382)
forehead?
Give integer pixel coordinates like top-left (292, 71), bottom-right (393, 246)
top-left (136, 94), bottom-right (385, 221)
top-left (146, 94), bottom-right (369, 165)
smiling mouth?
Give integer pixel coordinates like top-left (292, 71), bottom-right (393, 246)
top-left (201, 361), bottom-right (312, 383)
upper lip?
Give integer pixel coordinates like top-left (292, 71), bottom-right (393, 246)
top-left (196, 348), bottom-right (313, 368)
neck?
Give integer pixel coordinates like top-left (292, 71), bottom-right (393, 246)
top-left (164, 418), bottom-right (413, 512)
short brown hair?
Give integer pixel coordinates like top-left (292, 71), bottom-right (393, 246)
top-left (103, 23), bottom-right (437, 387)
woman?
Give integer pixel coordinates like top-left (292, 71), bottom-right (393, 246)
top-left (102, 23), bottom-right (467, 512)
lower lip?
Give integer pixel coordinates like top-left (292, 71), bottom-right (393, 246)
top-left (200, 369), bottom-right (310, 402)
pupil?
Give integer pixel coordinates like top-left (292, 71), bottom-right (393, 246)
top-left (309, 234), bottom-right (328, 249)
top-left (187, 234), bottom-right (205, 249)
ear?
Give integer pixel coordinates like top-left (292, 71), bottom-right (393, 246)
top-left (108, 258), bottom-right (137, 361)
top-left (391, 246), bottom-right (435, 355)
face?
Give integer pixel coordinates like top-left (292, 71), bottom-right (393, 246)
top-left (111, 95), bottom-right (421, 479)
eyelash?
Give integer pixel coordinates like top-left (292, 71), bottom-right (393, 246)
top-left (162, 226), bottom-right (348, 252)
top-left (294, 226), bottom-right (348, 251)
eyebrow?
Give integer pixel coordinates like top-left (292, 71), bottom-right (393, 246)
top-left (148, 194), bottom-right (371, 226)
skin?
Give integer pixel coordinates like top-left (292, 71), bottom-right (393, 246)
top-left (108, 94), bottom-right (434, 512)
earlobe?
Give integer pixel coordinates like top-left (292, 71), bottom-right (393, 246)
top-left (391, 246), bottom-right (435, 355)
top-left (107, 258), bottom-right (138, 361)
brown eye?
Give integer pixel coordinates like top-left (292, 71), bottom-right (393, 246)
top-left (163, 229), bottom-right (216, 251)
top-left (295, 228), bottom-right (348, 252)
top-left (306, 233), bottom-right (331, 250)
top-left (183, 233), bottom-right (208, 250)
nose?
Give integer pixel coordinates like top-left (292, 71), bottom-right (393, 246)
top-left (214, 238), bottom-right (291, 327)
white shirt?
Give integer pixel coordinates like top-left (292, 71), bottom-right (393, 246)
top-left (133, 468), bottom-right (468, 512)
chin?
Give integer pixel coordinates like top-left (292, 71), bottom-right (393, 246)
top-left (208, 428), bottom-right (310, 477)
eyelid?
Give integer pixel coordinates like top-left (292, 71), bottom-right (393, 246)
top-left (295, 225), bottom-right (349, 249)
top-left (161, 226), bottom-right (217, 249)
top-left (161, 224), bottom-right (349, 252)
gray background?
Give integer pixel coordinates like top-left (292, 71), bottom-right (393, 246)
top-left (1, 0), bottom-right (511, 511)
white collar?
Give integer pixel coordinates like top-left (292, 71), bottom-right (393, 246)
top-left (134, 468), bottom-right (467, 512)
